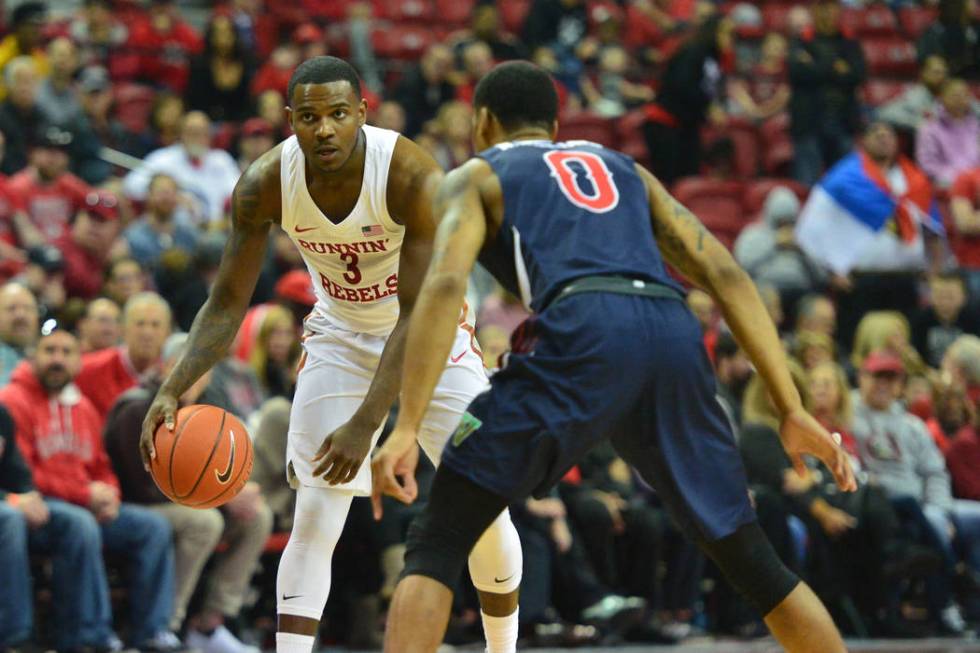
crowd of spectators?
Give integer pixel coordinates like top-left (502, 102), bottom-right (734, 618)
top-left (3, 0), bottom-right (980, 650)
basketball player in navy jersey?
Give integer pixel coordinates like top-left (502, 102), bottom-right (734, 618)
top-left (371, 61), bottom-right (857, 653)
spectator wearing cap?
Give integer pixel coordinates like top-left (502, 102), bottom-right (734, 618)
top-left (125, 173), bottom-right (199, 271)
top-left (73, 65), bottom-right (131, 185)
top-left (734, 186), bottom-right (824, 313)
top-left (0, 57), bottom-right (46, 176)
top-left (0, 282), bottom-right (38, 386)
top-left (14, 245), bottom-right (66, 323)
top-left (78, 297), bottom-right (121, 354)
top-left (104, 332), bottom-right (271, 653)
top-left (185, 14), bottom-right (255, 123)
top-left (0, 324), bottom-right (185, 652)
top-left (37, 37), bottom-right (82, 128)
top-left (126, 0), bottom-right (203, 94)
top-left (389, 43), bottom-right (457, 138)
top-left (852, 349), bottom-right (980, 634)
top-left (236, 118), bottom-right (275, 172)
top-left (917, 78), bottom-right (980, 189)
top-left (76, 291), bottom-right (170, 420)
top-left (53, 190), bottom-right (122, 301)
top-left (788, 0), bottom-right (866, 186)
top-left (8, 126), bottom-right (94, 244)
top-left (0, 2), bottom-right (49, 100)
top-left (123, 111), bottom-right (240, 225)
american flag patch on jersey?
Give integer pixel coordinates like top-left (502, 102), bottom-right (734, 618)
top-left (362, 224), bottom-right (384, 237)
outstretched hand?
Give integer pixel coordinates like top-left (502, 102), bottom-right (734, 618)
top-left (370, 427), bottom-right (420, 520)
top-left (779, 409), bottom-right (857, 493)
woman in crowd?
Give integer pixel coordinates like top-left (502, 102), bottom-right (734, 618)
top-left (185, 14), bottom-right (255, 123)
top-left (248, 305), bottom-right (300, 399)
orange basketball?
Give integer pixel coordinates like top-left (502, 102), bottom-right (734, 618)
top-left (149, 404), bottom-right (253, 509)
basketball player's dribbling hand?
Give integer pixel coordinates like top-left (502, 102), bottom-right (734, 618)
top-left (311, 419), bottom-right (375, 485)
top-left (370, 427), bottom-right (420, 520)
top-left (779, 409), bottom-right (857, 492)
top-left (140, 392), bottom-right (178, 470)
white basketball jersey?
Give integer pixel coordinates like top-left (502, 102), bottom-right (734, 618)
top-left (280, 126), bottom-right (404, 336)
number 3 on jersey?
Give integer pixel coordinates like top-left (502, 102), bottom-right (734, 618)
top-left (543, 150), bottom-right (620, 214)
top-left (340, 251), bottom-right (361, 284)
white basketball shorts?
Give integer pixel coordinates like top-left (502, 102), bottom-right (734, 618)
top-left (286, 321), bottom-right (488, 494)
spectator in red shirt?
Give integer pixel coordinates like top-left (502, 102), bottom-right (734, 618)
top-left (8, 126), bottom-right (92, 244)
top-left (75, 291), bottom-right (171, 419)
top-left (126, 0), bottom-right (203, 94)
top-left (950, 166), bottom-right (980, 295)
top-left (456, 41), bottom-right (495, 105)
top-left (250, 24), bottom-right (324, 100)
top-left (68, 0), bottom-right (130, 71)
top-left (236, 118), bottom-right (275, 172)
top-left (52, 189), bottom-right (122, 300)
top-left (0, 325), bottom-right (182, 651)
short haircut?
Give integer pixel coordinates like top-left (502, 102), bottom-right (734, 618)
top-left (473, 61), bottom-right (558, 131)
top-left (123, 291), bottom-right (172, 325)
top-left (148, 172), bottom-right (178, 192)
top-left (934, 268), bottom-right (966, 286)
top-left (287, 56), bottom-right (361, 105)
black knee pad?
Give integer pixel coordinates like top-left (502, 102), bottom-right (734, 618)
top-left (700, 521), bottom-right (800, 616)
top-left (401, 466), bottom-right (510, 591)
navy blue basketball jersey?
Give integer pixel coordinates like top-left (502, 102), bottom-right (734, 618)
top-left (477, 139), bottom-right (683, 312)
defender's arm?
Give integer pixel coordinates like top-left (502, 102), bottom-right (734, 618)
top-left (639, 164), bottom-right (855, 491)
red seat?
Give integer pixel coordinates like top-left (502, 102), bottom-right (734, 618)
top-left (434, 0), bottom-right (475, 27)
top-left (743, 178), bottom-right (810, 216)
top-left (673, 178), bottom-right (746, 248)
top-left (841, 6), bottom-right (899, 38)
top-left (898, 6), bottom-right (937, 39)
top-left (762, 4), bottom-right (795, 32)
top-left (498, 0), bottom-right (531, 34)
top-left (863, 38), bottom-right (918, 77)
top-left (616, 109), bottom-right (650, 167)
top-left (759, 113), bottom-right (794, 176)
top-left (112, 82), bottom-right (156, 134)
top-left (557, 113), bottom-right (616, 148)
top-left (863, 79), bottom-right (910, 107)
top-left (703, 119), bottom-right (760, 179)
top-left (371, 24), bottom-right (434, 60)
top-left (378, 0), bottom-right (435, 23)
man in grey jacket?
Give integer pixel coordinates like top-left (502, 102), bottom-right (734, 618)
top-left (877, 55), bottom-right (950, 132)
top-left (853, 350), bottom-right (980, 632)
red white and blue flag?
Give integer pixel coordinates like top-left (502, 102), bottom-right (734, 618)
top-left (362, 224), bottom-right (384, 237)
top-left (795, 151), bottom-right (943, 274)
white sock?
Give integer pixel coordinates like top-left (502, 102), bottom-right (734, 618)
top-left (276, 632), bottom-right (315, 653)
top-left (481, 608), bottom-right (519, 653)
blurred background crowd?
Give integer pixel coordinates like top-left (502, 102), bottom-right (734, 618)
top-left (5, 0), bottom-right (980, 651)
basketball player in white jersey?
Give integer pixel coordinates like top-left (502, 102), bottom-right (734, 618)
top-left (138, 57), bottom-right (522, 653)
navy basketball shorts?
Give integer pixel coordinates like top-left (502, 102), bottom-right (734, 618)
top-left (442, 292), bottom-right (758, 543)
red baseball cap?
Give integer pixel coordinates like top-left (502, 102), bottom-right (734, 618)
top-left (862, 351), bottom-right (904, 375)
top-left (292, 23), bottom-right (323, 46)
top-left (275, 270), bottom-right (316, 307)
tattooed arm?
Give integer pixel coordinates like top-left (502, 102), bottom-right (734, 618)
top-left (639, 164), bottom-right (856, 490)
top-left (370, 159), bottom-right (490, 514)
top-left (139, 149), bottom-right (280, 466)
